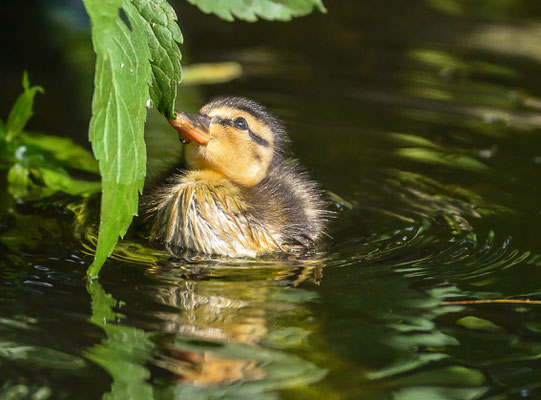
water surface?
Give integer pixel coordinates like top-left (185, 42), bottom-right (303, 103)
top-left (2, 0), bottom-right (541, 399)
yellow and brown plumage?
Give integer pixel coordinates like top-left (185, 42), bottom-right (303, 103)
top-left (147, 97), bottom-right (328, 258)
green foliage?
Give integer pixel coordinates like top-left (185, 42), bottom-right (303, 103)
top-left (456, 316), bottom-right (503, 332)
top-left (132, 0), bottom-right (183, 118)
top-left (0, 339), bottom-right (86, 370)
top-left (187, 0), bottom-right (326, 21)
top-left (391, 132), bottom-right (490, 172)
top-left (83, 0), bottom-right (182, 279)
top-left (0, 73), bottom-right (100, 199)
top-left (85, 281), bottom-right (154, 399)
top-left (4, 73), bottom-right (43, 143)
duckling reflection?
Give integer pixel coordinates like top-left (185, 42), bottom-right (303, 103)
top-left (156, 347), bottom-right (265, 385)
top-left (149, 261), bottom-right (323, 386)
top-left (154, 278), bottom-right (267, 345)
top-left (147, 97), bottom-right (328, 258)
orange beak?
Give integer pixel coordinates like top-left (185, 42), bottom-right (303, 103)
top-left (168, 111), bottom-right (211, 146)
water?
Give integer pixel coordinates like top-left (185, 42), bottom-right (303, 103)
top-left (2, 0), bottom-right (541, 398)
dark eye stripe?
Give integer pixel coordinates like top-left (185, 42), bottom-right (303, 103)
top-left (214, 116), bottom-right (270, 147)
top-left (248, 129), bottom-right (269, 147)
top-left (214, 116), bottom-right (233, 127)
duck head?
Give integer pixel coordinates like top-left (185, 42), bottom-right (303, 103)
top-left (168, 97), bottom-right (289, 187)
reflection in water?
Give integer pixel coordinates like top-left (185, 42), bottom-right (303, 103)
top-left (151, 272), bottom-right (269, 386)
top-left (149, 261), bottom-right (325, 388)
top-left (23, 151), bottom-right (533, 400)
top-left (76, 155), bottom-right (534, 399)
top-left (152, 279), bottom-right (267, 345)
top-left (156, 347), bottom-right (265, 385)
top-left (312, 165), bottom-right (541, 398)
top-left (85, 281), bottom-right (154, 399)
top-left (84, 262), bottom-right (326, 398)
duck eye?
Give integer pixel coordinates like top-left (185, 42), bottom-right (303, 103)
top-left (233, 117), bottom-right (248, 130)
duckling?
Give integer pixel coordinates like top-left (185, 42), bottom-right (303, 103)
top-left (147, 97), bottom-right (327, 258)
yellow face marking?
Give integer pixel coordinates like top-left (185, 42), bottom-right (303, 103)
top-left (185, 106), bottom-right (275, 187)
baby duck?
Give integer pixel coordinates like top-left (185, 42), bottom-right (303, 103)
top-left (148, 97), bottom-right (327, 258)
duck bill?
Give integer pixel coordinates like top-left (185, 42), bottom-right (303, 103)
top-left (168, 111), bottom-right (211, 146)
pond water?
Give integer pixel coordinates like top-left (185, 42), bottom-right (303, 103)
top-left (2, 0), bottom-right (541, 399)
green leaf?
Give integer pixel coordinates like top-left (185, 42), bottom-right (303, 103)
top-left (83, 0), bottom-right (152, 279)
top-left (187, 0), bottom-right (326, 22)
top-left (396, 148), bottom-right (490, 172)
top-left (393, 387), bottom-right (489, 400)
top-left (84, 0), bottom-right (184, 278)
top-left (132, 0), bottom-right (183, 118)
top-left (7, 163), bottom-right (99, 199)
top-left (7, 164), bottom-right (31, 198)
top-left (2, 73), bottom-right (101, 200)
top-left (182, 61), bottom-right (242, 85)
top-left (5, 72), bottom-right (44, 142)
top-left (392, 366), bottom-right (486, 388)
top-left (33, 167), bottom-right (101, 197)
top-left (456, 316), bottom-right (504, 332)
top-left (0, 339), bottom-right (86, 369)
top-left (7, 164), bottom-right (30, 187)
top-left (19, 132), bottom-right (99, 174)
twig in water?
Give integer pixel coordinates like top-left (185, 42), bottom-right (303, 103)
top-left (442, 299), bottom-right (541, 305)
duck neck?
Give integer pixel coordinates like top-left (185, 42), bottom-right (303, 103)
top-left (186, 169), bottom-right (228, 182)
top-left (186, 168), bottom-right (267, 191)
